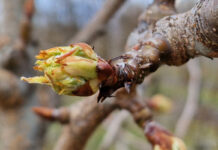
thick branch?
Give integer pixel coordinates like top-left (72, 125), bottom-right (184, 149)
top-left (98, 0), bottom-right (218, 101)
top-left (154, 0), bottom-right (218, 65)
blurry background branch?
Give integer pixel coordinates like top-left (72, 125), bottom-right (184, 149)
top-left (70, 0), bottom-right (126, 43)
top-left (99, 110), bottom-right (129, 150)
top-left (0, 0), bottom-right (59, 149)
top-left (175, 59), bottom-right (202, 138)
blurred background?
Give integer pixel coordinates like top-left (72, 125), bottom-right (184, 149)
top-left (0, 0), bottom-right (218, 150)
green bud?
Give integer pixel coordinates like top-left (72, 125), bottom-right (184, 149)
top-left (154, 145), bottom-right (161, 150)
top-left (172, 137), bottom-right (186, 150)
top-left (21, 43), bottom-right (100, 96)
top-left (153, 137), bottom-right (186, 150)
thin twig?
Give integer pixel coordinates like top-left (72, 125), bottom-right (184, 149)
top-left (70, 0), bottom-right (126, 44)
top-left (175, 59), bottom-right (202, 138)
top-left (99, 110), bottom-right (129, 150)
top-left (32, 106), bottom-right (70, 124)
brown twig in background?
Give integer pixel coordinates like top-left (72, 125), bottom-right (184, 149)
top-left (17, 0), bottom-right (35, 50)
top-left (32, 106), bottom-right (70, 124)
top-left (120, 130), bottom-right (148, 150)
top-left (2, 0), bottom-right (35, 68)
top-left (0, 36), bottom-right (10, 49)
top-left (70, 0), bottom-right (126, 44)
top-left (175, 59), bottom-right (202, 138)
top-left (0, 1), bottom-right (60, 149)
top-left (54, 94), bottom-right (119, 150)
top-left (99, 110), bottom-right (129, 150)
top-left (53, 88), bottom-right (153, 150)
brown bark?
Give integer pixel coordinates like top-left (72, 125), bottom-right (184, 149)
top-left (36, 0), bottom-right (217, 150)
top-left (154, 0), bottom-right (218, 65)
top-left (54, 89), bottom-right (152, 150)
top-left (98, 0), bottom-right (218, 101)
top-left (54, 94), bottom-right (118, 150)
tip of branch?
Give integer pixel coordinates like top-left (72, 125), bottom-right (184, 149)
top-left (24, 0), bottom-right (35, 19)
top-left (32, 106), bottom-right (70, 124)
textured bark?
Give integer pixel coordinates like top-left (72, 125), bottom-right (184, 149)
top-left (154, 0), bottom-right (218, 65)
top-left (97, 0), bottom-right (176, 101)
top-left (98, 0), bottom-right (218, 101)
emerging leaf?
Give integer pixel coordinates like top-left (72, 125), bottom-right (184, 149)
top-left (145, 122), bottom-right (186, 150)
top-left (21, 43), bottom-right (100, 96)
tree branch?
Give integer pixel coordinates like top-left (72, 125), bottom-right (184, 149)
top-left (70, 0), bottom-right (126, 44)
top-left (54, 94), bottom-right (119, 150)
top-left (98, 0), bottom-right (218, 101)
top-left (0, 69), bottom-right (24, 108)
top-left (30, 0), bottom-right (217, 150)
top-left (0, 1), bottom-right (59, 149)
top-left (175, 59), bottom-right (202, 138)
top-left (50, 1), bottom-right (186, 150)
top-left (99, 110), bottom-right (129, 150)
top-left (32, 106), bottom-right (70, 124)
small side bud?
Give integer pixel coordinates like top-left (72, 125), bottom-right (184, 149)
top-left (33, 107), bottom-right (70, 124)
top-left (145, 121), bottom-right (186, 150)
top-left (147, 94), bottom-right (172, 113)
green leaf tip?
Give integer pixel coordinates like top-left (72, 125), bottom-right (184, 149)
top-left (21, 43), bottom-right (100, 96)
